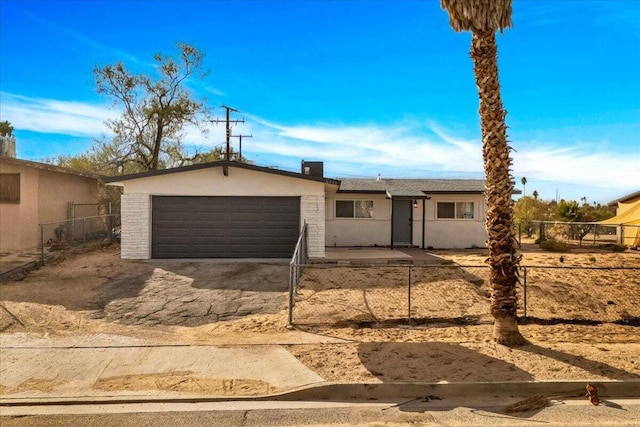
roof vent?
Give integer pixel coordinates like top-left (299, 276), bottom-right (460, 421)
top-left (301, 161), bottom-right (323, 178)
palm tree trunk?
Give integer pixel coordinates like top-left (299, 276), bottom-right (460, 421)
top-left (471, 30), bottom-right (526, 346)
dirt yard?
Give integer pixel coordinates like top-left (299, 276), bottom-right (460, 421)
top-left (1, 243), bottom-right (639, 396)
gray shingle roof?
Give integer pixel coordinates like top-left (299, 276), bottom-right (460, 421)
top-left (338, 178), bottom-right (486, 194)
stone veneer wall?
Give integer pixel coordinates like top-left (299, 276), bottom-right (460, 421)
top-left (301, 194), bottom-right (325, 259)
top-left (120, 193), bottom-right (150, 259)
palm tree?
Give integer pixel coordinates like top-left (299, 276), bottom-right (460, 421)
top-left (532, 190), bottom-right (539, 200)
top-left (441, 0), bottom-right (526, 346)
top-left (521, 177), bottom-right (527, 196)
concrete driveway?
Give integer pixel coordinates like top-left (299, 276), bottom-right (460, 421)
top-left (0, 248), bottom-right (290, 329)
top-left (99, 262), bottom-right (290, 326)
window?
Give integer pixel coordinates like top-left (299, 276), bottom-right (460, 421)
top-left (437, 201), bottom-right (474, 219)
top-left (0, 173), bottom-right (20, 204)
top-left (336, 200), bottom-right (374, 218)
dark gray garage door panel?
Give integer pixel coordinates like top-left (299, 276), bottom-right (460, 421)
top-left (152, 196), bottom-right (300, 258)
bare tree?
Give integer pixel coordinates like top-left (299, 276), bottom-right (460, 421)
top-left (94, 43), bottom-right (210, 171)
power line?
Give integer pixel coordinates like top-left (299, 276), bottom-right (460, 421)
top-left (210, 105), bottom-right (244, 161)
top-left (230, 134), bottom-right (252, 160)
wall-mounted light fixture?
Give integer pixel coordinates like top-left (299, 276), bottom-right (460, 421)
top-left (413, 200), bottom-right (418, 208)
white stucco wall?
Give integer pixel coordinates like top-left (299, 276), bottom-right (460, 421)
top-left (424, 194), bottom-right (487, 248)
top-left (325, 193), bottom-right (391, 246)
top-left (114, 166), bottom-right (327, 259)
top-left (325, 192), bottom-right (487, 249)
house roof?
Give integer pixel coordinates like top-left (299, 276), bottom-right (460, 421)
top-left (0, 156), bottom-right (102, 180)
top-left (338, 178), bottom-right (489, 195)
top-left (608, 190), bottom-right (640, 207)
top-left (103, 160), bottom-right (341, 185)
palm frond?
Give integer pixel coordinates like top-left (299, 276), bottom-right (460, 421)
top-left (441, 0), bottom-right (512, 32)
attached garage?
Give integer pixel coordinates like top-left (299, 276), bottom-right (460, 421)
top-left (152, 196), bottom-right (300, 258)
top-left (106, 161), bottom-right (335, 260)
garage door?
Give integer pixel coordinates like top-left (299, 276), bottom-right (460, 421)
top-left (152, 196), bottom-right (300, 258)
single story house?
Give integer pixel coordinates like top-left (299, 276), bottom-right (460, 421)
top-left (106, 160), bottom-right (498, 260)
top-left (0, 157), bottom-right (102, 252)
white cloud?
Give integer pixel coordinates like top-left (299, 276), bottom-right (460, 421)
top-left (513, 142), bottom-right (640, 190)
top-left (246, 115), bottom-right (484, 175)
top-left (2, 91), bottom-right (637, 202)
top-left (203, 86), bottom-right (226, 97)
top-left (0, 92), bottom-right (114, 136)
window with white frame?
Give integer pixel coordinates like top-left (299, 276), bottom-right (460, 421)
top-left (437, 201), bottom-right (474, 219)
top-left (336, 200), bottom-right (374, 218)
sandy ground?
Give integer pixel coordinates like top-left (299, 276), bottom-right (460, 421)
top-left (1, 243), bottom-right (639, 397)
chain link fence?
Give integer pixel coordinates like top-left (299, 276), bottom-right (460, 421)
top-left (517, 221), bottom-right (639, 249)
top-left (288, 264), bottom-right (640, 327)
top-left (39, 214), bottom-right (121, 264)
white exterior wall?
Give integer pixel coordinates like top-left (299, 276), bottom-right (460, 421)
top-left (120, 193), bottom-right (151, 259)
top-left (325, 193), bottom-right (391, 246)
top-left (325, 192), bottom-right (487, 249)
top-left (301, 195), bottom-right (325, 257)
top-left (115, 166), bottom-right (326, 259)
top-left (424, 194), bottom-right (487, 248)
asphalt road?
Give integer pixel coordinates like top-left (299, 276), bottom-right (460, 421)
top-left (2, 398), bottom-right (640, 426)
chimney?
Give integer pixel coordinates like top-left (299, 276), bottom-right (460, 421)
top-left (0, 136), bottom-right (16, 158)
top-left (301, 161), bottom-right (323, 178)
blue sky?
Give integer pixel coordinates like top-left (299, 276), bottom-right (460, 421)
top-left (1, 0), bottom-right (638, 205)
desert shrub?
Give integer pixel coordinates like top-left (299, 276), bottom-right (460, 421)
top-left (611, 244), bottom-right (627, 253)
top-left (540, 239), bottom-right (571, 253)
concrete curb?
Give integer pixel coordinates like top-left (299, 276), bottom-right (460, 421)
top-left (274, 380), bottom-right (640, 401)
top-left (2, 380), bottom-right (639, 407)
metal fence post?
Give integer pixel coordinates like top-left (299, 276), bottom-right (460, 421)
top-left (287, 261), bottom-right (295, 328)
top-left (518, 223), bottom-right (522, 246)
top-left (407, 266), bottom-right (412, 325)
top-left (523, 267), bottom-right (528, 319)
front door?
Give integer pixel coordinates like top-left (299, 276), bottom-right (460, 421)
top-left (392, 199), bottom-right (412, 246)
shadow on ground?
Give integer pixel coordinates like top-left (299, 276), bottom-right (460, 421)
top-left (357, 341), bottom-right (637, 419)
top-left (357, 342), bottom-right (533, 383)
top-left (0, 248), bottom-right (290, 327)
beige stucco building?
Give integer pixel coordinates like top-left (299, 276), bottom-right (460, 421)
top-left (0, 157), bottom-right (102, 252)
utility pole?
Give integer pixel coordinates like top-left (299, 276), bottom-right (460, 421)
top-left (211, 105), bottom-right (244, 161)
top-left (231, 134), bottom-right (252, 160)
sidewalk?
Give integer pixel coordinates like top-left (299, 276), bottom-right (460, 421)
top-left (0, 334), bottom-right (324, 401)
top-left (2, 333), bottom-right (639, 405)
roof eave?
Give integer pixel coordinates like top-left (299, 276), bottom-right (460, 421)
top-left (0, 156), bottom-right (103, 181)
top-left (608, 190), bottom-right (640, 206)
top-left (103, 160), bottom-right (339, 185)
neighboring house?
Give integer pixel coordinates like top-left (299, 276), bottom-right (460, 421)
top-left (0, 157), bottom-right (102, 252)
top-left (603, 190), bottom-right (640, 247)
top-left (106, 160), bottom-right (502, 260)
